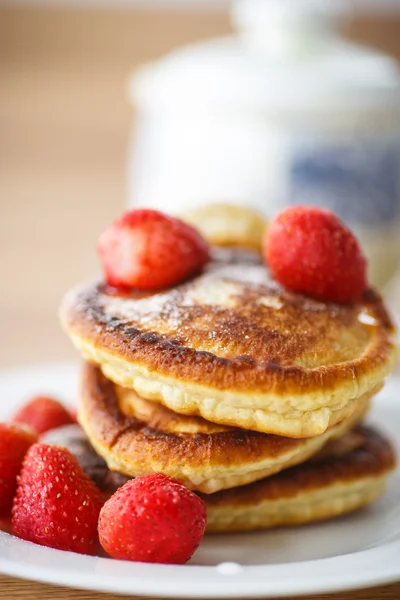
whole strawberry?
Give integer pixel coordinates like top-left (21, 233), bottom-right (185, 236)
top-left (98, 474), bottom-right (207, 564)
top-left (97, 209), bottom-right (210, 290)
top-left (13, 395), bottom-right (75, 435)
top-left (0, 424), bottom-right (37, 515)
top-left (264, 206), bottom-right (367, 303)
top-left (12, 444), bottom-right (103, 555)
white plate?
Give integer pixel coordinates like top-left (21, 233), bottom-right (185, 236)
top-left (0, 362), bottom-right (399, 598)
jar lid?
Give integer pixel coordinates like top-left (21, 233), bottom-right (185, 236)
top-left (130, 0), bottom-right (400, 114)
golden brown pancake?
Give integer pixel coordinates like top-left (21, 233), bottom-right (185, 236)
top-left (60, 249), bottom-right (397, 438)
top-left (181, 203), bottom-right (268, 251)
top-left (45, 423), bottom-right (395, 533)
top-left (79, 363), bottom-right (371, 494)
top-left (203, 426), bottom-right (396, 532)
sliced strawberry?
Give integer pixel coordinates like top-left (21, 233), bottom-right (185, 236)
top-left (97, 209), bottom-right (210, 290)
top-left (264, 206), bottom-right (367, 303)
top-left (13, 395), bottom-right (75, 435)
top-left (98, 473), bottom-right (207, 563)
top-left (12, 444), bottom-right (104, 555)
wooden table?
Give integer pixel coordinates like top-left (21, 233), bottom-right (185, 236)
top-left (1, 5), bottom-right (400, 599)
top-left (0, 575), bottom-right (399, 600)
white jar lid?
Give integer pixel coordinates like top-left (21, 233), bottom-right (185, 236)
top-left (130, 0), bottom-right (400, 115)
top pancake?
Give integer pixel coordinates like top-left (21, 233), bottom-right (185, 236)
top-left (60, 249), bottom-right (397, 437)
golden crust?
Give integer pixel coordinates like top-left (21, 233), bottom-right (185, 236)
top-left (61, 252), bottom-right (397, 437)
top-left (44, 421), bottom-right (395, 533)
top-left (88, 422), bottom-right (395, 533)
top-left (203, 426), bottom-right (396, 532)
top-left (181, 203), bottom-right (268, 251)
top-left (79, 363), bottom-right (371, 493)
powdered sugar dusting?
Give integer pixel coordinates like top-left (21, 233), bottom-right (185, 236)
top-left (61, 257), bottom-right (381, 368)
top-left (259, 297), bottom-right (283, 310)
top-left (209, 264), bottom-right (274, 288)
top-left (103, 292), bottom-right (170, 323)
top-left (90, 263), bottom-right (284, 343)
top-left (181, 280), bottom-right (241, 308)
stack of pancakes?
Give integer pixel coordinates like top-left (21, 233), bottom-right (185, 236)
top-left (60, 216), bottom-right (397, 533)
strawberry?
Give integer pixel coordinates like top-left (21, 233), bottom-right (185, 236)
top-left (12, 444), bottom-right (103, 555)
top-left (13, 396), bottom-right (75, 435)
top-left (0, 424), bottom-right (37, 515)
top-left (264, 206), bottom-right (367, 303)
top-left (97, 209), bottom-right (210, 290)
top-left (98, 474), bottom-right (207, 564)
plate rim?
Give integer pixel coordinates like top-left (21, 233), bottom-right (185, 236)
top-left (0, 534), bottom-right (399, 598)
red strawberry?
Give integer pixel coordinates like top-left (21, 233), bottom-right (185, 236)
top-left (0, 424), bottom-right (37, 515)
top-left (98, 474), bottom-right (207, 564)
top-left (264, 206), bottom-right (367, 303)
top-left (12, 444), bottom-right (103, 555)
top-left (97, 209), bottom-right (210, 290)
top-left (13, 396), bottom-right (75, 435)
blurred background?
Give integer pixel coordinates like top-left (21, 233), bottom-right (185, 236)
top-left (1, 0), bottom-right (400, 367)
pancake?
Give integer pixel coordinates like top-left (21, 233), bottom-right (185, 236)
top-left (79, 363), bottom-right (371, 494)
top-left (181, 203), bottom-right (268, 251)
top-left (60, 250), bottom-right (397, 438)
top-left (42, 424), bottom-right (396, 533)
top-left (203, 425), bottom-right (396, 532)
